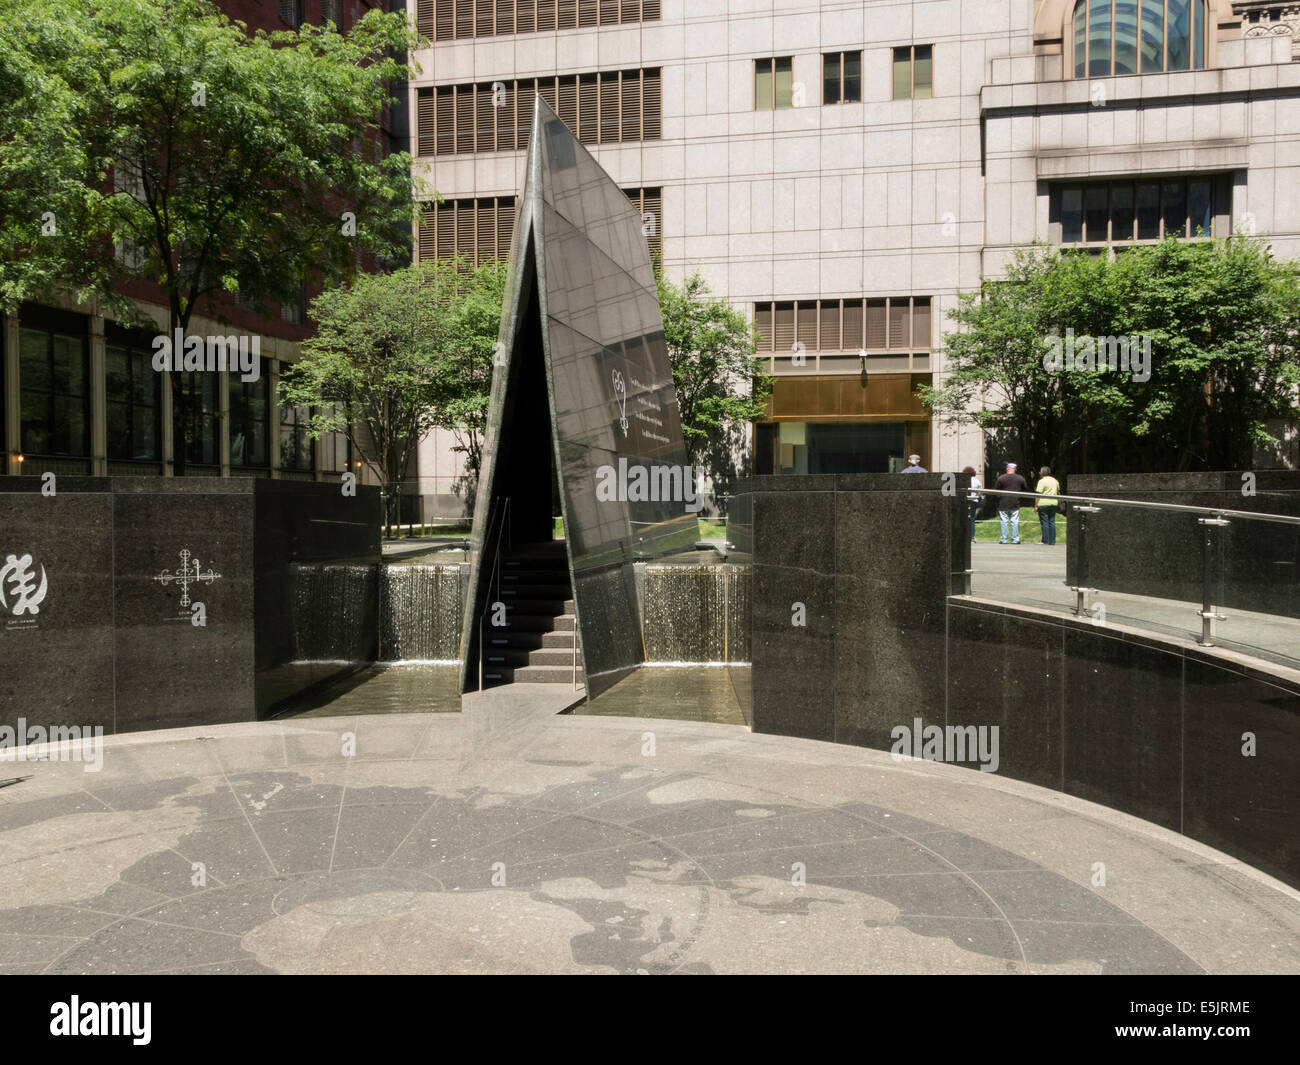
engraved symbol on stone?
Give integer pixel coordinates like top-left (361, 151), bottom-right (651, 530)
top-left (153, 548), bottom-right (221, 608)
top-left (612, 368), bottom-right (628, 437)
top-left (0, 554), bottom-right (48, 616)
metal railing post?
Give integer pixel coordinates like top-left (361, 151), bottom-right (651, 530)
top-left (1070, 504), bottom-right (1101, 617)
top-left (1197, 516), bottom-right (1230, 646)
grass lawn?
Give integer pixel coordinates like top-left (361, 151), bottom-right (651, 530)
top-left (973, 506), bottom-right (1068, 544)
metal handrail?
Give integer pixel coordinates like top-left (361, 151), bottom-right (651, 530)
top-left (477, 496), bottom-right (512, 691)
top-left (969, 484), bottom-right (1299, 649)
top-left (968, 486), bottom-right (1300, 526)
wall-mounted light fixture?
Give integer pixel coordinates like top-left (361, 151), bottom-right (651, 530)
top-left (859, 351), bottom-right (868, 388)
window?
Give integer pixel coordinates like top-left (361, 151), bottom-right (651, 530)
top-left (1053, 176), bottom-right (1223, 245)
top-left (280, 403), bottom-right (315, 472)
top-left (320, 405), bottom-right (352, 474)
top-left (178, 372), bottom-right (220, 467)
top-left (417, 69), bottom-right (660, 156)
top-left (755, 57), bottom-right (794, 110)
top-left (19, 326), bottom-right (88, 457)
top-left (625, 187), bottom-right (661, 257)
top-left (320, 0), bottom-right (342, 26)
top-left (281, 287), bottom-right (305, 325)
top-left (752, 297), bottom-right (932, 371)
top-left (892, 45), bottom-right (933, 100)
top-left (1071, 0), bottom-right (1208, 77)
top-left (418, 0), bottom-right (660, 41)
top-left (229, 376), bottom-right (268, 468)
top-left (106, 344), bottom-right (161, 462)
top-left (823, 51), bottom-right (862, 104)
top-left (279, 0), bottom-right (302, 28)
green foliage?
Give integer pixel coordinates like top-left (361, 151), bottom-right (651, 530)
top-left (656, 269), bottom-right (773, 493)
top-left (278, 259), bottom-right (505, 524)
top-left (921, 238), bottom-right (1300, 473)
top-left (0, 0), bottom-right (423, 321)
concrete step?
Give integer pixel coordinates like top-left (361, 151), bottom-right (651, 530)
top-left (484, 664), bottom-right (583, 686)
top-left (488, 613), bottom-right (574, 633)
top-left (497, 597), bottom-right (575, 614)
top-left (483, 646), bottom-right (580, 668)
top-left (482, 629), bottom-right (575, 651)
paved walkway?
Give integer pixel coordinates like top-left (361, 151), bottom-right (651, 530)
top-left (972, 541), bottom-right (1300, 670)
top-left (3, 704), bottom-right (1297, 974)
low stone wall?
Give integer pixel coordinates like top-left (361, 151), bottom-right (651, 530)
top-left (948, 596), bottom-right (1300, 888)
top-left (738, 473), bottom-right (971, 745)
top-left (1065, 471), bottom-right (1300, 618)
top-left (0, 477), bottom-right (381, 732)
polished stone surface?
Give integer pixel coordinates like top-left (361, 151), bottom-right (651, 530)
top-left (1066, 471), bottom-right (1300, 619)
top-left (462, 98), bottom-right (697, 700)
top-left (748, 475), bottom-right (969, 745)
top-left (3, 708), bottom-right (1297, 974)
top-left (948, 597), bottom-right (1300, 887)
top-left (0, 479), bottom-right (383, 733)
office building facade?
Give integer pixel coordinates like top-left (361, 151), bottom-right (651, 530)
top-left (408, 0), bottom-right (1300, 501)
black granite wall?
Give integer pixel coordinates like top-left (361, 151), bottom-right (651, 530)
top-left (0, 477), bottom-right (380, 733)
top-left (1065, 471), bottom-right (1300, 618)
top-left (948, 597), bottom-right (1300, 888)
top-left (746, 474), bottom-right (970, 744)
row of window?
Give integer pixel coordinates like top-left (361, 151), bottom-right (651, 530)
top-left (757, 47), bottom-right (933, 109)
top-left (415, 0), bottom-right (660, 40)
top-left (416, 70), bottom-right (661, 155)
top-left (13, 325), bottom-right (347, 472)
top-left (753, 297), bottom-right (933, 354)
top-left (1053, 175), bottom-right (1225, 245)
top-left (1073, 0), bottom-right (1208, 77)
top-left (416, 188), bottom-right (660, 265)
top-left (279, 0), bottom-right (343, 30)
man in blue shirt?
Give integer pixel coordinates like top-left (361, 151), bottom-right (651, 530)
top-left (900, 454), bottom-right (927, 473)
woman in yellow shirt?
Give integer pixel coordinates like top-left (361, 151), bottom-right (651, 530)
top-left (1034, 466), bottom-right (1061, 545)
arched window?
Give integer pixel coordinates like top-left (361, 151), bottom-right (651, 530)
top-left (1073, 0), bottom-right (1208, 76)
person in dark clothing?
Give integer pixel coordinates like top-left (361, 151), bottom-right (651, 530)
top-left (963, 465), bottom-right (982, 541)
top-left (993, 462), bottom-right (1027, 544)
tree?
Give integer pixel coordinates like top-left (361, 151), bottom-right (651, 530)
top-left (278, 259), bottom-right (505, 535)
top-left (441, 259), bottom-right (507, 517)
top-left (0, 0), bottom-right (423, 472)
top-left (920, 238), bottom-right (1300, 474)
top-left (656, 269), bottom-right (773, 500)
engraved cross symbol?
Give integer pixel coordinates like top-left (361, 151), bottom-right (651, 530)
top-left (154, 548), bottom-right (221, 607)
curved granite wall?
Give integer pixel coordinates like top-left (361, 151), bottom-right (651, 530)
top-left (947, 597), bottom-right (1300, 889)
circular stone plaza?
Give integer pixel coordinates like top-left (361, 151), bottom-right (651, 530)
top-left (3, 689), bottom-right (1298, 976)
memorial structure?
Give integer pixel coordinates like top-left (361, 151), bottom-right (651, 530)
top-left (460, 97), bottom-right (698, 697)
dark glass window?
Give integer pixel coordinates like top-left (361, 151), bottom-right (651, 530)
top-left (1074, 0), bottom-right (1206, 76)
top-left (823, 51), bottom-right (861, 104)
top-left (106, 345), bottom-right (161, 461)
top-left (179, 371), bottom-right (221, 466)
top-left (19, 327), bottom-right (88, 457)
top-left (230, 376), bottom-right (269, 467)
top-left (1056, 176), bottom-right (1221, 245)
top-left (280, 403), bottom-right (315, 472)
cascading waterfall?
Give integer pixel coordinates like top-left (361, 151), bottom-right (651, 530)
top-left (290, 563), bottom-right (378, 662)
top-left (641, 563), bottom-right (751, 663)
top-left (379, 563), bottom-right (464, 662)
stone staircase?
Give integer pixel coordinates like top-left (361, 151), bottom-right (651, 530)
top-left (480, 541), bottom-right (583, 688)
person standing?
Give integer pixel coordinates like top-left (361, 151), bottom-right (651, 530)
top-left (993, 462), bottom-right (1027, 544)
top-left (1034, 466), bottom-right (1061, 546)
top-left (900, 453), bottom-right (928, 473)
top-left (963, 465), bottom-right (982, 542)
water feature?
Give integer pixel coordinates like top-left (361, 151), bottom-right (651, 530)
top-left (638, 563), bottom-right (750, 663)
top-left (379, 563), bottom-right (465, 662)
top-left (288, 563), bottom-right (378, 662)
